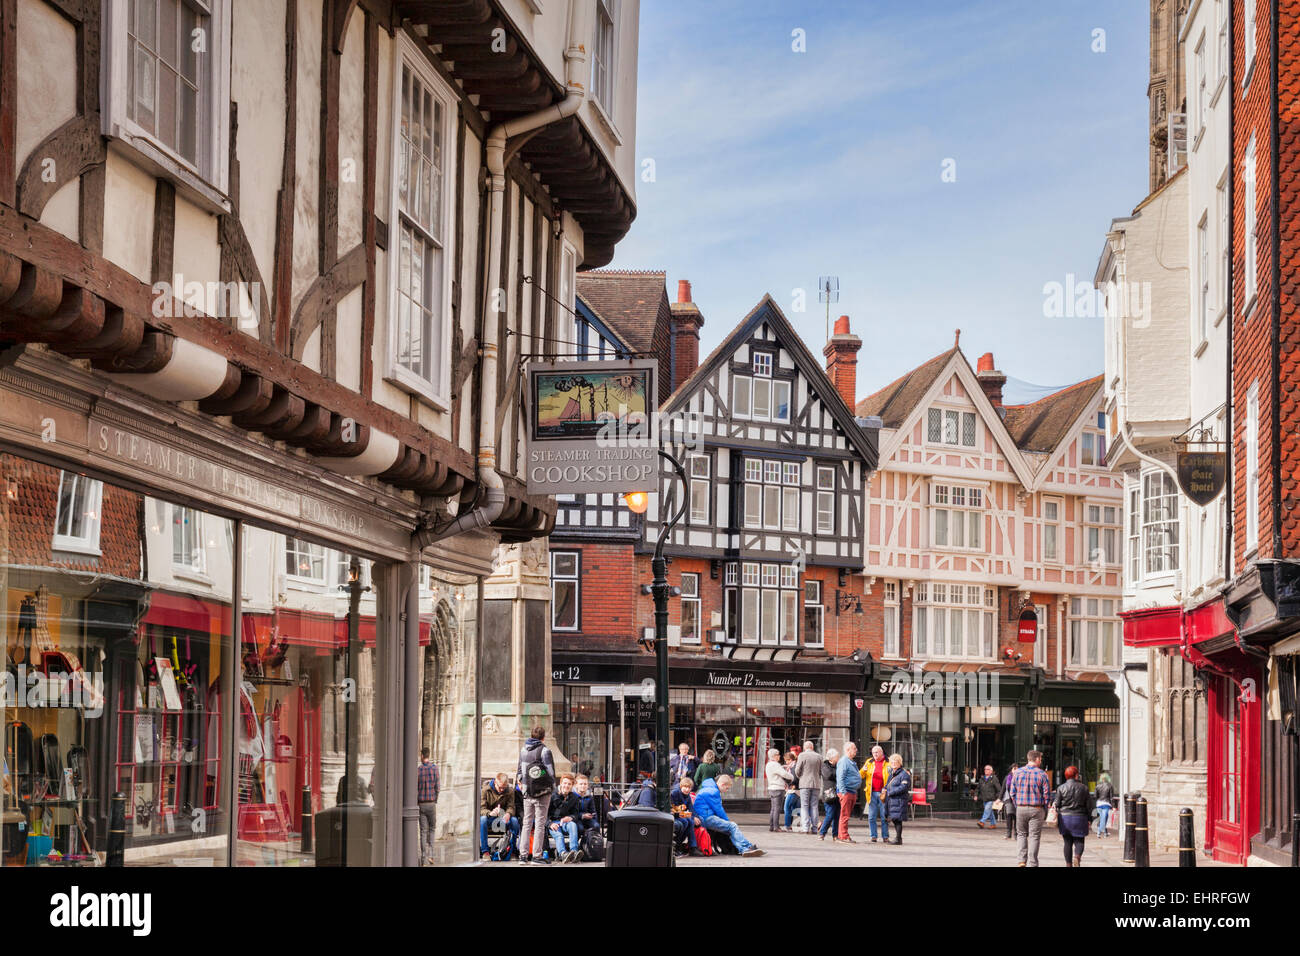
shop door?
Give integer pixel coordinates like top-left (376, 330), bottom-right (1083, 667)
top-left (1210, 676), bottom-right (1247, 863)
top-left (929, 734), bottom-right (960, 810)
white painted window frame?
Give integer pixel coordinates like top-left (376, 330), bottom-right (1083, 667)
top-left (52, 472), bottom-right (104, 556)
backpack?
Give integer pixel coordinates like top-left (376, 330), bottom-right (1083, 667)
top-left (580, 827), bottom-right (605, 863)
top-left (521, 745), bottom-right (553, 798)
top-left (693, 826), bottom-right (712, 856)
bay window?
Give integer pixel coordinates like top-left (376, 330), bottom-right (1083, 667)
top-left (913, 583), bottom-right (994, 660)
top-left (1141, 471), bottom-right (1180, 576)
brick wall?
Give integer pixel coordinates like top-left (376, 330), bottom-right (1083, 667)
top-left (1276, 0), bottom-right (1300, 556)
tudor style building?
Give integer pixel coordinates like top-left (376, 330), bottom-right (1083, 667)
top-left (855, 343), bottom-right (1124, 813)
top-left (549, 276), bottom-right (880, 802)
top-left (1, 0), bottom-right (640, 867)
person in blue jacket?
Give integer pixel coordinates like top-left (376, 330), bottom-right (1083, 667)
top-left (883, 754), bottom-right (913, 846)
top-left (692, 774), bottom-right (764, 857)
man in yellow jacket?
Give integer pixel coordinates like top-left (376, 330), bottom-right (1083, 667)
top-left (859, 745), bottom-right (892, 843)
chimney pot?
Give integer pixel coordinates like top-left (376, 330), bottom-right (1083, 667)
top-left (677, 279), bottom-right (692, 304)
top-left (834, 314), bottom-right (850, 335)
top-left (977, 352), bottom-right (994, 373)
top-left (975, 352), bottom-right (1006, 408)
top-left (823, 315), bottom-right (862, 410)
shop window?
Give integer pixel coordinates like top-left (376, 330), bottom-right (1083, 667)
top-left (680, 573), bottom-right (701, 644)
top-left (387, 36), bottom-right (456, 406)
top-left (52, 472), bottom-right (104, 555)
top-left (550, 551), bottom-right (580, 631)
top-left (1068, 597), bottom-right (1119, 669)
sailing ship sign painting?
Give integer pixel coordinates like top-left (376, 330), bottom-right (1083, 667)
top-left (526, 360), bottom-right (659, 495)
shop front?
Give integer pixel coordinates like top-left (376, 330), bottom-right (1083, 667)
top-left (1032, 684), bottom-right (1121, 792)
top-left (551, 652), bottom-right (868, 804)
top-left (0, 359), bottom-right (495, 867)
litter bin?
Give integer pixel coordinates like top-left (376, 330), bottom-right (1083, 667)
top-left (604, 806), bottom-right (675, 868)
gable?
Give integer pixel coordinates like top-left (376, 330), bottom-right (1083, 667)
top-left (1031, 387), bottom-right (1124, 495)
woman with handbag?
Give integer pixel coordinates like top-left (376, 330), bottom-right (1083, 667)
top-left (883, 754), bottom-right (912, 845)
top-left (817, 748), bottom-right (841, 841)
top-left (1052, 765), bottom-right (1091, 866)
top-left (1094, 772), bottom-right (1115, 837)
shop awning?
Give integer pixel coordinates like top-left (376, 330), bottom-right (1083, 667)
top-left (143, 591), bottom-right (232, 634)
top-left (1120, 604), bottom-right (1183, 648)
top-left (238, 609), bottom-right (427, 649)
top-left (1038, 682), bottom-right (1119, 709)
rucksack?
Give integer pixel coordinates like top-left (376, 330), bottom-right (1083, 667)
top-left (693, 826), bottom-right (712, 856)
top-left (521, 745), bottom-right (553, 797)
top-left (580, 827), bottom-right (605, 862)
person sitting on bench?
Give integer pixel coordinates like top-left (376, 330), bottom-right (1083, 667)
top-left (692, 774), bottom-right (763, 857)
top-left (479, 772), bottom-right (520, 860)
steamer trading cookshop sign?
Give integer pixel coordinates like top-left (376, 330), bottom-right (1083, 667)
top-left (525, 359), bottom-right (658, 495)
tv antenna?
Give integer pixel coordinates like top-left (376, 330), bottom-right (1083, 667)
top-left (818, 276), bottom-right (840, 341)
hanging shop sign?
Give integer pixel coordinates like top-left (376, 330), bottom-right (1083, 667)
top-left (525, 359), bottom-right (658, 495)
top-left (1176, 451), bottom-right (1227, 506)
top-left (1017, 607), bottom-right (1039, 643)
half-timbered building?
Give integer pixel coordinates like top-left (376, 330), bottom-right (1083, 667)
top-left (549, 279), bottom-right (880, 802)
top-left (854, 342), bottom-right (1124, 813)
top-left (1, 0), bottom-right (640, 866)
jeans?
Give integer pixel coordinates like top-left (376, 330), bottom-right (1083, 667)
top-left (549, 819), bottom-right (580, 853)
top-left (520, 795), bottom-right (552, 858)
top-left (798, 789), bottom-right (819, 832)
top-left (783, 791), bottom-right (799, 828)
top-left (702, 814), bottom-right (754, 854)
top-left (768, 792), bottom-right (784, 830)
top-left (1062, 832), bottom-right (1086, 864)
top-left (866, 791), bottom-right (890, 839)
top-left (819, 797), bottom-right (839, 837)
top-left (838, 792), bottom-right (858, 840)
top-left (418, 801), bottom-right (437, 858)
top-left (673, 817), bottom-right (698, 851)
top-left (1096, 804), bottom-right (1111, 836)
top-left (1015, 806), bottom-right (1046, 866)
top-left (479, 814), bottom-right (520, 857)
top-left (980, 800), bottom-right (997, 826)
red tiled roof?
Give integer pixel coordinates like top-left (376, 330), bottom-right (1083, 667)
top-left (1002, 375), bottom-right (1103, 454)
top-left (854, 348), bottom-right (959, 427)
top-left (575, 270), bottom-right (673, 404)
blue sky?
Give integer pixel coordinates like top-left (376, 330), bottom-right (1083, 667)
top-left (609, 0), bottom-right (1151, 404)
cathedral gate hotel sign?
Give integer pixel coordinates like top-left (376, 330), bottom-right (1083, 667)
top-left (526, 359), bottom-right (658, 495)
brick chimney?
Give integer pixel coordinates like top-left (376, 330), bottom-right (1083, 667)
top-left (669, 279), bottom-right (704, 391)
top-left (976, 352), bottom-right (1006, 408)
top-left (823, 315), bottom-right (862, 409)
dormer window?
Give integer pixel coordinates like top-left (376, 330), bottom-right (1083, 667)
top-left (927, 407), bottom-right (976, 448)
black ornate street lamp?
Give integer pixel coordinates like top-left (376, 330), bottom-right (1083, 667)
top-left (622, 449), bottom-right (687, 812)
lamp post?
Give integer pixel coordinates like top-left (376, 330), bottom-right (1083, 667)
top-left (623, 450), bottom-right (687, 813)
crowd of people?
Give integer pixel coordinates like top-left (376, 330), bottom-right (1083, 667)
top-left (469, 731), bottom-right (1114, 866)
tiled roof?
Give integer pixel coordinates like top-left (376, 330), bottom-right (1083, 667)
top-left (1002, 375), bottom-right (1104, 454)
top-left (575, 270), bottom-right (673, 404)
top-left (854, 348), bottom-right (959, 427)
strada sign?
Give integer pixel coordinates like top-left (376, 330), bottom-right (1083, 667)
top-left (525, 359), bottom-right (659, 495)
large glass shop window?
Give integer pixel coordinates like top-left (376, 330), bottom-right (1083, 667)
top-left (236, 528), bottom-right (377, 866)
top-left (417, 567), bottom-right (478, 865)
top-left (2, 454), bottom-right (233, 866)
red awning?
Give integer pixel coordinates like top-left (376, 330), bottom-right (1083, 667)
top-left (143, 591), bottom-right (232, 634)
top-left (1120, 605), bottom-right (1183, 648)
top-left (1184, 597), bottom-right (1235, 645)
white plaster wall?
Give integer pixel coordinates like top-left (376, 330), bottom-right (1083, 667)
top-left (15, 0), bottom-right (76, 173)
top-left (172, 197), bottom-right (221, 310)
top-left (102, 151), bottom-right (156, 283)
top-left (40, 179), bottom-right (79, 243)
top-left (337, 11), bottom-right (366, 253)
top-left (291, 0), bottom-right (323, 308)
top-left (230, 0), bottom-right (288, 324)
top-left (335, 284), bottom-right (362, 392)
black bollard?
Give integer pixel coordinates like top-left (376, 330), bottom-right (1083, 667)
top-left (301, 785), bottom-right (313, 853)
top-left (106, 791), bottom-right (127, 867)
top-left (1178, 807), bottom-right (1196, 867)
top-left (1134, 796), bottom-right (1150, 867)
top-left (1123, 792), bottom-right (1137, 863)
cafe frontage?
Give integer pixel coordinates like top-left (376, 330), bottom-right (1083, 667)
top-left (550, 651), bottom-right (869, 805)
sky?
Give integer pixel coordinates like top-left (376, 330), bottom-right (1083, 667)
top-left (608, 0), bottom-right (1152, 405)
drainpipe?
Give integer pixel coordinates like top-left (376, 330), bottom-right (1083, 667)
top-left (401, 567), bottom-right (420, 867)
top-left (1270, 0), bottom-right (1282, 561)
top-left (413, 0), bottom-right (587, 551)
top-left (1223, 6), bottom-right (1235, 583)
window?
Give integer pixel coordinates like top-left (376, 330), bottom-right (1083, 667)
top-left (1245, 134), bottom-right (1257, 307)
top-left (927, 407), bottom-right (976, 448)
top-left (1195, 36), bottom-right (1207, 140)
top-left (731, 373), bottom-right (790, 423)
top-left (1042, 497), bottom-right (1062, 563)
top-left (1245, 0), bottom-right (1256, 82)
top-left (680, 573), bottom-right (701, 644)
top-left (883, 581), bottom-right (900, 657)
top-left (1127, 484), bottom-right (1141, 584)
top-left (172, 506), bottom-right (204, 573)
top-left (746, 458), bottom-right (799, 531)
top-left (104, 0), bottom-right (230, 192)
top-left (724, 562), bottom-right (738, 585)
top-left (52, 473), bottom-right (103, 554)
top-left (550, 551), bottom-right (580, 631)
top-left (1198, 214), bottom-right (1210, 341)
top-left (1142, 471), bottom-right (1180, 575)
top-left (1246, 382), bottom-right (1260, 552)
top-left (1217, 0), bottom-right (1227, 84)
top-left (734, 563), bottom-right (802, 646)
top-left (931, 483), bottom-right (983, 550)
top-left (753, 376), bottom-right (771, 420)
top-left (752, 352), bottom-right (772, 377)
top-left (804, 580), bottom-right (824, 648)
top-left (1069, 597), bottom-right (1119, 669)
top-left (732, 374), bottom-right (751, 418)
top-left (1218, 174), bottom-right (1229, 317)
top-left (1084, 503), bottom-right (1119, 566)
top-left (334, 552), bottom-right (372, 589)
top-left (593, 0), bottom-right (617, 114)
top-left (816, 466), bottom-right (835, 534)
top-left (285, 536), bottom-right (326, 582)
top-left (688, 455), bottom-right (710, 524)
top-left (388, 43), bottom-right (454, 404)
top-left (913, 584), bottom-right (994, 661)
